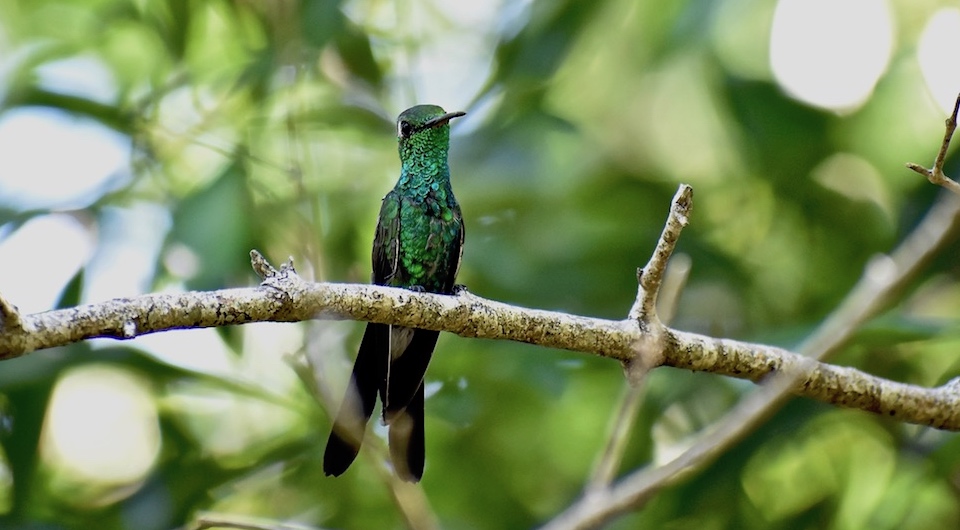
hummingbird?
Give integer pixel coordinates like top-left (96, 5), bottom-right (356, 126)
top-left (323, 105), bottom-right (466, 482)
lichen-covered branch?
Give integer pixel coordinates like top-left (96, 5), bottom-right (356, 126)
top-left (0, 255), bottom-right (636, 362)
top-left (2, 247), bottom-right (960, 431)
top-left (669, 330), bottom-right (960, 428)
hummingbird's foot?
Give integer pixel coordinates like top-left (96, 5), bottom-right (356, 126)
top-left (452, 284), bottom-right (469, 295)
top-left (407, 285), bottom-right (426, 293)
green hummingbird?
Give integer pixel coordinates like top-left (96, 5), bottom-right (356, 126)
top-left (323, 105), bottom-right (466, 482)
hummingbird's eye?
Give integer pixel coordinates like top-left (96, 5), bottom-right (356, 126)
top-left (398, 120), bottom-right (414, 138)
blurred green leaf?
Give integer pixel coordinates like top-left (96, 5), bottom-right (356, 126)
top-left (53, 269), bottom-right (84, 310)
top-left (334, 23), bottom-right (384, 88)
top-left (3, 89), bottom-right (133, 135)
top-left (167, 161), bottom-right (256, 290)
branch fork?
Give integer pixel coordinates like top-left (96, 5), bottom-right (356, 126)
top-left (906, 93), bottom-right (960, 196)
top-left (627, 184), bottom-right (694, 373)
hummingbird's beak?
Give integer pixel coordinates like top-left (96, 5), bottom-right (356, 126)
top-left (424, 111), bottom-right (466, 129)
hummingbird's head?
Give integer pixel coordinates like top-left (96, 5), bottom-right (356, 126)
top-left (396, 105), bottom-right (466, 157)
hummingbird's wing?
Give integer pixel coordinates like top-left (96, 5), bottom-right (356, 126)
top-left (372, 189), bottom-right (402, 285)
top-left (445, 205), bottom-right (465, 291)
top-left (372, 189), bottom-right (403, 408)
top-left (323, 191), bottom-right (401, 477)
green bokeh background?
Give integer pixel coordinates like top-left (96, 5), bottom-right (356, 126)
top-left (1, 0), bottom-right (959, 529)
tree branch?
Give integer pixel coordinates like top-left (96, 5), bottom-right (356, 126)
top-left (907, 92), bottom-right (960, 195)
top-left (1, 193), bottom-right (958, 435)
top-left (0, 255), bottom-right (637, 363)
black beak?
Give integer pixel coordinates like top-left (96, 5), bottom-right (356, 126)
top-left (424, 111), bottom-right (466, 129)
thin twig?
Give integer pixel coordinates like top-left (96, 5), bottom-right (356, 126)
top-left (587, 379), bottom-right (648, 493)
top-left (906, 92), bottom-right (960, 195)
top-left (629, 185), bottom-right (693, 321)
top-left (189, 512), bottom-right (323, 530)
top-left (385, 477), bottom-right (440, 530)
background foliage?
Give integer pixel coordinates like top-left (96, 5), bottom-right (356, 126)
top-left (1, 0), bottom-right (959, 529)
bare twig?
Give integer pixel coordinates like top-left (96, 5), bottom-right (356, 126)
top-left (907, 92), bottom-right (960, 195)
top-left (385, 477), bottom-right (440, 530)
top-left (587, 382), bottom-right (647, 493)
top-left (189, 512), bottom-right (323, 530)
top-left (629, 185), bottom-right (693, 322)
